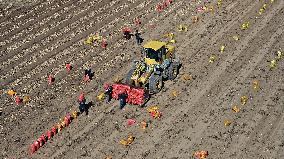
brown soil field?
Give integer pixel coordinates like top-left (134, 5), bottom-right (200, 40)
top-left (1, 0), bottom-right (284, 158)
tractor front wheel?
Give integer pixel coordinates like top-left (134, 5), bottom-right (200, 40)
top-left (149, 74), bottom-right (163, 94)
top-left (168, 63), bottom-right (179, 80)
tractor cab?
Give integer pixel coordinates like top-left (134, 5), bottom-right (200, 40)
top-left (142, 41), bottom-right (174, 65)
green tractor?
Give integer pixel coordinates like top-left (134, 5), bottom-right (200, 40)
top-left (125, 40), bottom-right (181, 94)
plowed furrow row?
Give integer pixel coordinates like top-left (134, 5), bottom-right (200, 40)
top-left (0, 0), bottom-right (71, 38)
top-left (0, 0), bottom-right (118, 71)
top-left (0, 0), bottom-right (53, 25)
top-left (0, 0), bottom-right (96, 51)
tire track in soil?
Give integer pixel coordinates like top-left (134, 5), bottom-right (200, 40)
top-left (124, 1), bottom-right (283, 158)
top-left (0, 0), bottom-right (56, 27)
top-left (44, 2), bottom-right (185, 158)
top-left (0, 0), bottom-right (96, 53)
top-left (67, 1), bottom-right (245, 158)
top-left (165, 27), bottom-right (284, 159)
top-left (0, 0), bottom-right (117, 71)
top-left (210, 81), bottom-right (284, 159)
top-left (0, 0), bottom-right (71, 40)
top-left (236, 87), bottom-right (284, 159)
top-left (269, 112), bottom-right (284, 158)
top-left (3, 0), bottom-right (160, 157)
top-left (234, 53), bottom-right (284, 158)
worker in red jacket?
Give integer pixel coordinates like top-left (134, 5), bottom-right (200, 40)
top-left (122, 27), bottom-right (132, 40)
top-left (66, 63), bottom-right (72, 73)
top-left (83, 69), bottom-right (92, 82)
top-left (78, 92), bottom-right (86, 104)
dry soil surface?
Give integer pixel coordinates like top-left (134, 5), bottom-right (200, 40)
top-left (0, 0), bottom-right (284, 159)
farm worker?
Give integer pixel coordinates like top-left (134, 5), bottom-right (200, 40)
top-left (134, 30), bottom-right (143, 45)
top-left (85, 68), bottom-right (92, 77)
top-left (15, 96), bottom-right (22, 105)
top-left (79, 102), bottom-right (87, 114)
top-left (66, 63), bottom-right (72, 73)
top-left (78, 92), bottom-right (86, 104)
top-left (118, 93), bottom-right (127, 109)
top-left (104, 83), bottom-right (113, 103)
top-left (84, 69), bottom-right (92, 82)
top-left (122, 27), bottom-right (132, 40)
top-left (101, 38), bottom-right (108, 49)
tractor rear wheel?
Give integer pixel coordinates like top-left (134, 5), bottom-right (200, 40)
top-left (168, 63), bottom-right (179, 80)
top-left (149, 74), bottom-right (163, 94)
top-left (125, 69), bottom-right (135, 86)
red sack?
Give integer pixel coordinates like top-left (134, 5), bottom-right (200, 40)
top-left (51, 126), bottom-right (57, 136)
top-left (66, 63), bottom-right (71, 72)
top-left (30, 144), bottom-right (36, 154)
top-left (34, 141), bottom-right (40, 150)
top-left (46, 130), bottom-right (53, 140)
top-left (64, 116), bottom-right (70, 126)
top-left (15, 96), bottom-right (22, 105)
top-left (48, 75), bottom-right (54, 85)
top-left (127, 119), bottom-right (136, 126)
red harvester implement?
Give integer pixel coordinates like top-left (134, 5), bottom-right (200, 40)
top-left (110, 83), bottom-right (149, 106)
